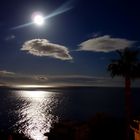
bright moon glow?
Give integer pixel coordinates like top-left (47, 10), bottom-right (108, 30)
top-left (33, 14), bottom-right (44, 26)
top-left (11, 1), bottom-right (74, 30)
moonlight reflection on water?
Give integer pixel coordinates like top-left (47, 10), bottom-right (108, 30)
top-left (14, 90), bottom-right (59, 140)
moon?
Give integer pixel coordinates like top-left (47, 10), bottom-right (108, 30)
top-left (11, 0), bottom-right (74, 30)
top-left (32, 13), bottom-right (44, 26)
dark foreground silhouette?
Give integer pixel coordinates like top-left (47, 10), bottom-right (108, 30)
top-left (0, 113), bottom-right (135, 140)
top-left (45, 113), bottom-right (133, 140)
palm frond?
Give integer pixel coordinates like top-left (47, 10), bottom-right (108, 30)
top-left (108, 48), bottom-right (140, 79)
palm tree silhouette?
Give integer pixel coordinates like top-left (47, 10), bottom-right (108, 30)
top-left (108, 48), bottom-right (140, 140)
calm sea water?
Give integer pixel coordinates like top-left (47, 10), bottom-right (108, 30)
top-left (0, 87), bottom-right (140, 140)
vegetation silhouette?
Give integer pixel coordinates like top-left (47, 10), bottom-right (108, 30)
top-left (108, 48), bottom-right (140, 140)
top-left (45, 113), bottom-right (125, 140)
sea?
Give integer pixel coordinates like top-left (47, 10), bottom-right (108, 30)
top-left (0, 86), bottom-right (140, 140)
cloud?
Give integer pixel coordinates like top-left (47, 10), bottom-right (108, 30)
top-left (5, 35), bottom-right (15, 41)
top-left (0, 70), bottom-right (15, 86)
top-left (45, 75), bottom-right (125, 87)
top-left (79, 35), bottom-right (136, 52)
top-left (0, 71), bottom-right (140, 87)
top-left (0, 81), bottom-right (8, 86)
top-left (47, 75), bottom-right (140, 87)
top-left (0, 70), bottom-right (50, 86)
top-left (0, 70), bottom-right (15, 76)
top-left (21, 39), bottom-right (72, 60)
top-left (34, 75), bottom-right (48, 81)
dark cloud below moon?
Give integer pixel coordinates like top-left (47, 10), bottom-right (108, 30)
top-left (79, 35), bottom-right (136, 52)
top-left (21, 39), bottom-right (72, 60)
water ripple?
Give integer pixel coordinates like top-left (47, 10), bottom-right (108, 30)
top-left (13, 90), bottom-right (59, 140)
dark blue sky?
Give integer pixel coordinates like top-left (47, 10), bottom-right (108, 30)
top-left (0, 0), bottom-right (140, 87)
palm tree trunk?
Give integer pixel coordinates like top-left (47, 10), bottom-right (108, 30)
top-left (125, 77), bottom-right (131, 140)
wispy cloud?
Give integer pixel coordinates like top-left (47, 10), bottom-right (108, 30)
top-left (0, 70), bottom-right (139, 87)
top-left (5, 35), bottom-right (15, 41)
top-left (34, 75), bottom-right (48, 81)
top-left (0, 71), bottom-right (108, 86)
top-left (21, 39), bottom-right (72, 60)
top-left (0, 70), bottom-right (15, 86)
top-left (0, 70), bottom-right (15, 76)
top-left (0, 82), bottom-right (7, 86)
top-left (46, 75), bottom-right (124, 87)
top-left (79, 35), bottom-right (136, 52)
top-left (0, 71), bottom-right (48, 86)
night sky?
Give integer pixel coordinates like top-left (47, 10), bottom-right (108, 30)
top-left (0, 0), bottom-right (140, 87)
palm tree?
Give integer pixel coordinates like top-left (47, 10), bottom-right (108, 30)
top-left (108, 48), bottom-right (140, 140)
